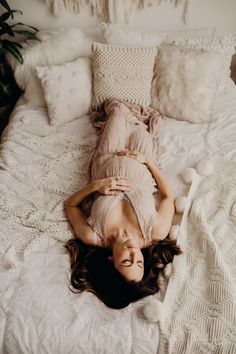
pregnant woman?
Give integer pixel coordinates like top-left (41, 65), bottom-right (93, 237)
top-left (65, 99), bottom-right (181, 309)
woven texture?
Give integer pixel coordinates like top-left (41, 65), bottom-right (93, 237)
top-left (158, 157), bottom-right (236, 353)
top-left (92, 42), bottom-right (157, 108)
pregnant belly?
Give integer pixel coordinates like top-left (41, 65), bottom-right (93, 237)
top-left (92, 155), bottom-right (156, 191)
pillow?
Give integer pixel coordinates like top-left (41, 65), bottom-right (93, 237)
top-left (165, 34), bottom-right (236, 94)
top-left (92, 42), bottom-right (157, 108)
top-left (151, 44), bottom-right (224, 123)
top-left (8, 27), bottom-right (97, 107)
top-left (100, 22), bottom-right (215, 47)
top-left (36, 58), bottom-right (92, 126)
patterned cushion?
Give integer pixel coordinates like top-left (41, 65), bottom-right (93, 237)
top-left (151, 44), bottom-right (224, 123)
top-left (36, 58), bottom-right (92, 126)
top-left (92, 42), bottom-right (157, 108)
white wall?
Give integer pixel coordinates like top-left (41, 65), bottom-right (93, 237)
top-left (3, 0), bottom-right (236, 35)
top-left (2, 0), bottom-right (236, 72)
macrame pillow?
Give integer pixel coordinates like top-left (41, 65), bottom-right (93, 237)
top-left (36, 58), bottom-right (92, 126)
top-left (151, 44), bottom-right (224, 123)
top-left (92, 42), bottom-right (157, 108)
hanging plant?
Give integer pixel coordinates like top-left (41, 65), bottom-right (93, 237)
top-left (0, 0), bottom-right (39, 105)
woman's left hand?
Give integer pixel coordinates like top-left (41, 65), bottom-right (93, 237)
top-left (116, 150), bottom-right (148, 164)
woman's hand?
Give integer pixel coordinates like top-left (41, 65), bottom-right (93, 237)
top-left (94, 176), bottom-right (131, 195)
top-left (116, 150), bottom-right (148, 164)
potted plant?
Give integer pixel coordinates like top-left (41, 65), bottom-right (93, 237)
top-left (0, 0), bottom-right (39, 110)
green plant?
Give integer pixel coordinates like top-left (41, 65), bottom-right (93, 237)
top-left (0, 0), bottom-right (39, 105)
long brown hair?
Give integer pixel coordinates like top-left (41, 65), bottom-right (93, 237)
top-left (65, 238), bottom-right (182, 309)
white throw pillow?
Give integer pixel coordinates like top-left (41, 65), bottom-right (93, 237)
top-left (165, 34), bottom-right (236, 94)
top-left (151, 44), bottom-right (224, 123)
top-left (8, 27), bottom-right (96, 107)
top-left (92, 42), bottom-right (157, 108)
top-left (101, 22), bottom-right (215, 47)
top-left (36, 58), bottom-right (92, 126)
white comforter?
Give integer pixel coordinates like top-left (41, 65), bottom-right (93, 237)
top-left (1, 84), bottom-right (236, 354)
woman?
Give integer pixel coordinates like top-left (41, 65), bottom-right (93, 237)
top-left (64, 99), bottom-right (181, 309)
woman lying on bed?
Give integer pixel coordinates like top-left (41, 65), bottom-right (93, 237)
top-left (64, 99), bottom-right (181, 309)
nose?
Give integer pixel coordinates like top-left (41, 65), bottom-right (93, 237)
top-left (130, 251), bottom-right (135, 262)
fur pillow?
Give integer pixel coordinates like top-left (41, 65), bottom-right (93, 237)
top-left (8, 27), bottom-right (95, 107)
top-left (151, 44), bottom-right (224, 123)
top-left (36, 58), bottom-right (92, 126)
top-left (92, 42), bottom-right (157, 108)
top-left (165, 34), bottom-right (236, 94)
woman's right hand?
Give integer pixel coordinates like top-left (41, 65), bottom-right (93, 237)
top-left (94, 176), bottom-right (132, 195)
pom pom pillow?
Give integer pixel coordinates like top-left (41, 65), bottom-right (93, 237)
top-left (8, 27), bottom-right (96, 107)
top-left (36, 58), bottom-right (92, 126)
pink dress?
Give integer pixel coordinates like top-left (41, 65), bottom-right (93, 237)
top-left (88, 100), bottom-right (158, 246)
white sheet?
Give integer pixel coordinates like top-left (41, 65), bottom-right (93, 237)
top-left (1, 85), bottom-right (236, 353)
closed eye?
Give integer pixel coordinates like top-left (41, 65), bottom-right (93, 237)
top-left (121, 260), bottom-right (132, 266)
top-left (121, 260), bottom-right (144, 269)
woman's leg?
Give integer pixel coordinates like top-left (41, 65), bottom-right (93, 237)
top-left (128, 127), bottom-right (154, 161)
top-left (93, 102), bottom-right (131, 155)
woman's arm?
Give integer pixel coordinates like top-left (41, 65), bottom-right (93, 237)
top-left (145, 161), bottom-right (176, 240)
top-left (64, 177), bottom-right (131, 244)
top-left (145, 160), bottom-right (176, 200)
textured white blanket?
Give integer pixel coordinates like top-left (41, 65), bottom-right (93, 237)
top-left (158, 157), bottom-right (236, 353)
top-left (0, 106), bottom-right (97, 271)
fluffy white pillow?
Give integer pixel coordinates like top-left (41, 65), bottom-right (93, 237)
top-left (8, 27), bottom-right (96, 107)
top-left (165, 34), bottom-right (236, 94)
top-left (92, 42), bottom-right (157, 108)
top-left (100, 22), bottom-right (215, 47)
top-left (151, 44), bottom-right (224, 123)
top-left (101, 23), bottom-right (235, 94)
top-left (36, 58), bottom-right (92, 126)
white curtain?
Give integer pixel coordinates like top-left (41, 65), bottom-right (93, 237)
top-left (44, 0), bottom-right (190, 23)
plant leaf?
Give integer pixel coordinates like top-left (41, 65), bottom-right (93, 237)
top-left (0, 10), bottom-right (21, 22)
top-left (14, 30), bottom-right (39, 41)
top-left (0, 81), bottom-right (11, 98)
top-left (0, 22), bottom-right (15, 36)
top-left (2, 40), bottom-right (23, 64)
top-left (11, 22), bottom-right (39, 32)
top-left (2, 39), bottom-right (23, 49)
top-left (0, 0), bottom-right (11, 12)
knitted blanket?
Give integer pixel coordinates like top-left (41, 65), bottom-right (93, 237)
top-left (158, 157), bottom-right (236, 353)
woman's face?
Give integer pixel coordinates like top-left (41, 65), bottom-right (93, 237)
top-left (111, 239), bottom-right (144, 282)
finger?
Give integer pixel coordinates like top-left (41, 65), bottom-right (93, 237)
top-left (113, 176), bottom-right (129, 183)
top-left (107, 190), bottom-right (120, 195)
top-left (116, 182), bottom-right (132, 188)
top-left (115, 151), bottom-right (126, 155)
top-left (112, 186), bottom-right (131, 191)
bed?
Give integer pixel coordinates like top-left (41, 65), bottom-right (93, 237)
top-left (1, 24), bottom-right (236, 354)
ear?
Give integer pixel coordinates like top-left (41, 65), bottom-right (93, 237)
top-left (108, 256), bottom-right (113, 262)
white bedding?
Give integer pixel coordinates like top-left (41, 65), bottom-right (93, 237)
top-left (1, 83), bottom-right (236, 353)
